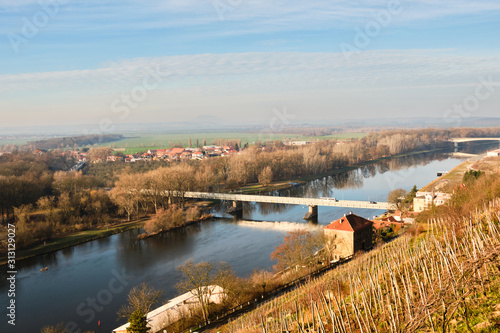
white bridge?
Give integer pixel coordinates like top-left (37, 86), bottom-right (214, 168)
top-left (450, 137), bottom-right (500, 145)
top-left (181, 192), bottom-right (393, 219)
top-left (450, 137), bottom-right (500, 143)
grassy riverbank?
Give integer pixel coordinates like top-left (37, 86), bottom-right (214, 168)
top-left (0, 218), bottom-right (147, 265)
top-left (1, 201), bottom-right (216, 265)
top-left (420, 153), bottom-right (487, 192)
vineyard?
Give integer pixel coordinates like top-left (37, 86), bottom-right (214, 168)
top-left (214, 200), bottom-right (500, 333)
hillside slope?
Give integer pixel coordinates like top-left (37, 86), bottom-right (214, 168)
top-left (213, 201), bottom-right (500, 332)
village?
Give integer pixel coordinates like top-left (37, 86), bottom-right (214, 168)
top-left (69, 145), bottom-right (239, 163)
top-left (17, 139), bottom-right (318, 164)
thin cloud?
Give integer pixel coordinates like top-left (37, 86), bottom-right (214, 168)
top-left (1, 50), bottom-right (498, 94)
top-left (2, 0), bottom-right (500, 36)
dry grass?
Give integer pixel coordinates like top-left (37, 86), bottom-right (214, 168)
top-left (470, 156), bottom-right (500, 174)
top-left (421, 159), bottom-right (472, 192)
top-left (211, 200), bottom-right (500, 333)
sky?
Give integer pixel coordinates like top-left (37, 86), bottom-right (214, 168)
top-left (1, 0), bottom-right (500, 133)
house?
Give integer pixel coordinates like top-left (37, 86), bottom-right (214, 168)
top-left (393, 210), bottom-right (418, 223)
top-left (192, 151), bottom-right (204, 159)
top-left (107, 155), bottom-right (121, 162)
top-left (372, 214), bottom-right (407, 230)
top-left (166, 147), bottom-right (185, 159)
top-left (222, 147), bottom-right (237, 155)
top-left (487, 149), bottom-right (500, 157)
top-left (124, 154), bottom-right (141, 162)
top-left (112, 286), bottom-right (225, 333)
top-left (284, 141), bottom-right (310, 146)
top-left (171, 148), bottom-right (185, 154)
top-left (413, 191), bottom-right (452, 212)
top-left (372, 219), bottom-right (402, 230)
top-left (180, 151), bottom-right (192, 160)
top-left (156, 149), bottom-right (170, 158)
top-left (323, 213), bottom-right (373, 260)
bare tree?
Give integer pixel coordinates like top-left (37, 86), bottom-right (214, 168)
top-left (110, 173), bottom-right (141, 221)
top-left (176, 260), bottom-right (232, 324)
top-left (387, 188), bottom-right (409, 210)
top-left (87, 147), bottom-right (111, 162)
top-left (258, 165), bottom-right (273, 186)
top-left (270, 230), bottom-right (324, 272)
top-left (250, 269), bottom-right (274, 296)
top-left (117, 283), bottom-right (162, 320)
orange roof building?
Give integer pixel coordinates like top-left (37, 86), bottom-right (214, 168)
top-left (323, 213), bottom-right (373, 260)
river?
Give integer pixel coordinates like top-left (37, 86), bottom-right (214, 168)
top-left (1, 143), bottom-right (498, 333)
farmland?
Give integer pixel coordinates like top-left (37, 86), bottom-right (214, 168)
top-left (98, 131), bottom-right (366, 154)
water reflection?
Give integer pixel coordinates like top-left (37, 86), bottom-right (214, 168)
top-left (60, 246), bottom-right (75, 258)
top-left (210, 145), bottom-right (498, 221)
top-left (1, 142), bottom-right (498, 333)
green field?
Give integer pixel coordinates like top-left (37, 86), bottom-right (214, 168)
top-left (0, 131), bottom-right (366, 153)
top-left (100, 132), bottom-right (366, 154)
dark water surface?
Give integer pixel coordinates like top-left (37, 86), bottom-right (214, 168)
top-left (1, 143), bottom-right (498, 333)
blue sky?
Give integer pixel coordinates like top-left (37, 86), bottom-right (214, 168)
top-left (1, 0), bottom-right (500, 131)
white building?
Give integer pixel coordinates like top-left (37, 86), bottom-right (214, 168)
top-left (487, 149), bottom-right (500, 157)
top-left (112, 285), bottom-right (225, 333)
top-left (413, 191), bottom-right (452, 212)
top-left (284, 141), bottom-right (310, 146)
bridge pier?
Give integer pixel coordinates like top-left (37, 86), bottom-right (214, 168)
top-left (226, 201), bottom-right (243, 218)
top-left (303, 205), bottom-right (318, 221)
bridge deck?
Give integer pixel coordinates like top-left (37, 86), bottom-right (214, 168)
top-left (450, 137), bottom-right (500, 143)
top-left (182, 192), bottom-right (393, 210)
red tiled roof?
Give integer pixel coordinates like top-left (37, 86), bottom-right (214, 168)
top-left (380, 216), bottom-right (398, 223)
top-left (324, 214), bottom-right (373, 232)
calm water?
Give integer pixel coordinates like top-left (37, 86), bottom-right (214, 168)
top-left (1, 143), bottom-right (497, 333)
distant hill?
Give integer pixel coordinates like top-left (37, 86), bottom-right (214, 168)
top-left (26, 134), bottom-right (123, 150)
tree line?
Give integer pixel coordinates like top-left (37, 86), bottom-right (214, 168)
top-left (0, 128), bottom-right (462, 251)
top-left (27, 134), bottom-right (123, 150)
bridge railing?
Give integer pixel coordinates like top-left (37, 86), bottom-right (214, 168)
top-left (179, 191), bottom-right (394, 210)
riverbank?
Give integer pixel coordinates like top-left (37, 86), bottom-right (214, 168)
top-left (420, 153), bottom-right (487, 192)
top-left (0, 201), bottom-right (215, 266)
top-left (239, 147), bottom-right (450, 194)
top-left (0, 218), bottom-right (147, 265)
top-left (137, 213), bottom-right (214, 240)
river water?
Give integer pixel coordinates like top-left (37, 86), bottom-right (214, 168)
top-left (1, 144), bottom-right (497, 333)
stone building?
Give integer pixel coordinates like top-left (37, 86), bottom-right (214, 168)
top-left (323, 213), bottom-right (373, 260)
